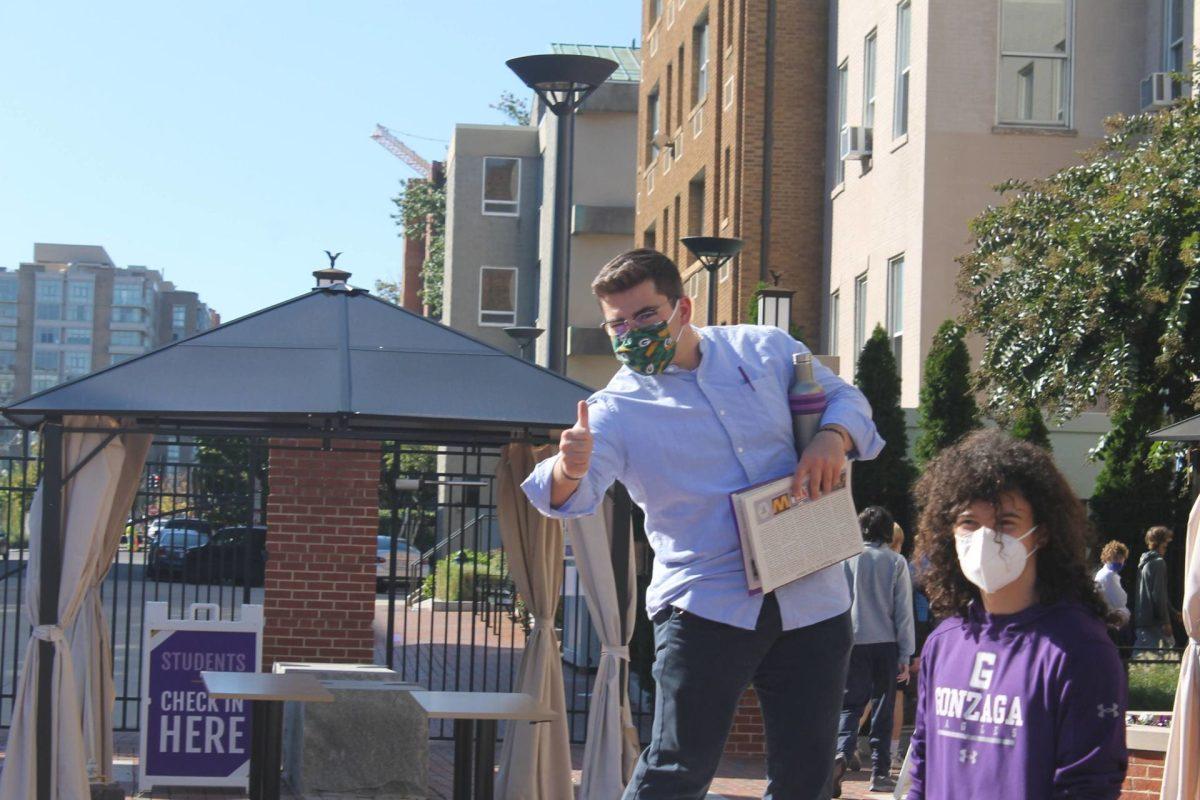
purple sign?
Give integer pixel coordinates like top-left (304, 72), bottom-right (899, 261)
top-left (145, 628), bottom-right (256, 779)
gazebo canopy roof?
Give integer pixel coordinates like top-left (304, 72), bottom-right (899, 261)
top-left (2, 285), bottom-right (592, 445)
top-left (1148, 413), bottom-right (1200, 442)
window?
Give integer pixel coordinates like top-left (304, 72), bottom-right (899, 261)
top-left (722, 146), bottom-right (732, 221)
top-left (67, 304), bottom-right (92, 322)
top-left (644, 223), bottom-right (657, 251)
top-left (853, 272), bottom-right (868, 367)
top-left (0, 326), bottom-right (15, 343)
top-left (828, 291), bottom-right (840, 358)
top-left (172, 305), bottom-right (187, 331)
top-left (482, 157), bottom-right (520, 216)
top-left (0, 375), bottom-right (13, 399)
top-left (36, 280), bottom-right (61, 300)
top-left (887, 255), bottom-right (904, 374)
top-left (646, 89), bottom-right (661, 163)
top-left (0, 303), bottom-right (15, 320)
top-left (723, 73), bottom-right (735, 110)
top-left (36, 303), bottom-right (61, 321)
top-left (478, 267), bottom-right (517, 326)
top-left (1165, 0), bottom-right (1185, 78)
top-left (0, 352), bottom-right (14, 371)
top-left (0, 279), bottom-right (17, 302)
top-left (836, 60), bottom-right (849, 184)
top-left (687, 270), bottom-right (702, 305)
top-left (33, 350), bottom-right (59, 372)
top-left (894, 0), bottom-right (912, 137)
top-left (693, 19), bottom-right (710, 105)
top-left (36, 327), bottom-right (59, 344)
top-left (864, 30), bottom-right (878, 132)
top-left (651, 0), bottom-right (663, 23)
top-left (110, 353), bottom-right (133, 366)
top-left (673, 195), bottom-right (682, 265)
top-left (110, 330), bottom-right (143, 347)
top-left (65, 328), bottom-right (91, 345)
top-left (64, 351), bottom-right (91, 377)
top-left (32, 374), bottom-right (58, 392)
top-left (113, 282), bottom-right (143, 306)
top-left (998, 0), bottom-right (1071, 126)
top-left (666, 63), bottom-right (674, 134)
top-left (688, 170), bottom-right (706, 236)
top-left (111, 307), bottom-right (143, 323)
top-left (676, 45), bottom-right (685, 123)
top-left (68, 281), bottom-right (93, 302)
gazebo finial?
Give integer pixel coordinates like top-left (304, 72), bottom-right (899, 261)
top-left (313, 251), bottom-right (352, 288)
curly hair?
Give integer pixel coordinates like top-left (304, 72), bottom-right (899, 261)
top-left (1145, 525), bottom-right (1174, 550)
top-left (912, 428), bottom-right (1111, 623)
top-left (1100, 540), bottom-right (1129, 564)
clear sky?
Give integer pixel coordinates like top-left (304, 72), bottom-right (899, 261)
top-left (0, 1), bottom-right (641, 321)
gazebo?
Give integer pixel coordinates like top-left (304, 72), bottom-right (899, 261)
top-left (0, 273), bottom-right (610, 799)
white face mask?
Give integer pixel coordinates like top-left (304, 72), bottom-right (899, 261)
top-left (955, 525), bottom-right (1039, 594)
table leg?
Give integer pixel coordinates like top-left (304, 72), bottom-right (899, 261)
top-left (261, 700), bottom-right (284, 800)
top-left (474, 719), bottom-right (498, 800)
top-left (248, 700), bottom-right (264, 800)
top-left (453, 718), bottom-right (474, 800)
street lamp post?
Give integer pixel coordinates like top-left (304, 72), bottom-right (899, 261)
top-left (507, 54), bottom-right (617, 376)
top-left (680, 236), bottom-right (745, 326)
top-left (503, 325), bottom-right (545, 362)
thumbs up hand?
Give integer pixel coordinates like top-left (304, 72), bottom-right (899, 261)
top-left (557, 400), bottom-right (593, 482)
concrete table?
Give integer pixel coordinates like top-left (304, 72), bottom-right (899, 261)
top-left (201, 671), bottom-right (334, 800)
top-left (409, 691), bottom-right (556, 800)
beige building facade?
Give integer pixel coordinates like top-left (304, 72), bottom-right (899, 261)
top-left (824, 0), bottom-right (1194, 493)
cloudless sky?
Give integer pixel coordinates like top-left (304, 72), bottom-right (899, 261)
top-left (0, 1), bottom-right (641, 321)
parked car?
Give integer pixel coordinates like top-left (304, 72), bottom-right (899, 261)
top-left (183, 525), bottom-right (267, 586)
top-left (147, 517), bottom-right (213, 545)
top-left (146, 528), bottom-right (210, 580)
top-left (376, 535), bottom-right (428, 592)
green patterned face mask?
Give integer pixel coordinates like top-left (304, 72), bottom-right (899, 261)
top-left (611, 304), bottom-right (679, 375)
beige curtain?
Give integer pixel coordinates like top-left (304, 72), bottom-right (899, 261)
top-left (0, 416), bottom-right (151, 798)
top-left (494, 443), bottom-right (574, 800)
top-left (565, 498), bottom-right (639, 800)
top-left (1162, 492), bottom-right (1200, 799)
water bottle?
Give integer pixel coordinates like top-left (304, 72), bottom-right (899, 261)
top-left (789, 353), bottom-right (827, 458)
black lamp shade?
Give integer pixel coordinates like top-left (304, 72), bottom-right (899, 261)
top-left (506, 55), bottom-right (619, 114)
top-left (680, 236), bottom-right (745, 268)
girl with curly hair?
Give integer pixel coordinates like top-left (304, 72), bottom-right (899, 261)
top-left (904, 429), bottom-right (1126, 800)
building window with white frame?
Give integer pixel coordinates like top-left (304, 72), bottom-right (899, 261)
top-left (0, 327), bottom-right (16, 344)
top-left (853, 272), bottom-right (868, 367)
top-left (864, 29), bottom-right (878, 132)
top-left (836, 60), bottom-right (848, 185)
top-left (33, 350), bottom-right (59, 373)
top-left (887, 254), bottom-right (904, 374)
top-left (894, 0), bottom-right (912, 137)
top-left (112, 281), bottom-right (143, 306)
top-left (36, 327), bottom-right (59, 344)
top-left (828, 290), bottom-right (840, 358)
top-left (111, 330), bottom-right (143, 348)
top-left (32, 374), bottom-right (58, 392)
top-left (64, 351), bottom-right (91, 377)
top-left (482, 157), bottom-right (521, 216)
top-left (66, 328), bottom-right (91, 345)
top-left (68, 281), bottom-right (93, 302)
top-left (478, 267), bottom-right (517, 326)
top-left (1165, 0), bottom-right (1185, 78)
top-left (646, 89), bottom-right (661, 164)
top-left (998, 0), bottom-right (1072, 126)
top-left (693, 18), bottom-right (710, 105)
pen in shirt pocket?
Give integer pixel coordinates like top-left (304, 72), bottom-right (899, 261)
top-left (737, 366), bottom-right (756, 391)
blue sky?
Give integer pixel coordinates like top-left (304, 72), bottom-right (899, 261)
top-left (0, 1), bottom-right (641, 321)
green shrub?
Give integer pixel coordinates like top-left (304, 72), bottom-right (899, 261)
top-left (420, 552), bottom-right (505, 601)
top-left (1127, 662), bottom-right (1179, 712)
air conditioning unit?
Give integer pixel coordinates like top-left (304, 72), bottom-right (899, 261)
top-left (1141, 72), bottom-right (1179, 110)
top-left (840, 126), bottom-right (873, 161)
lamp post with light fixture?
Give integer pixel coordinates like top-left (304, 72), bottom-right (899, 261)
top-left (680, 236), bottom-right (745, 326)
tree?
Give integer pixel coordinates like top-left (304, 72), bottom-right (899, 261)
top-left (914, 320), bottom-right (980, 466)
top-left (390, 177), bottom-right (446, 318)
top-left (957, 82), bottom-right (1200, 542)
top-left (490, 91), bottom-right (531, 126)
top-left (193, 437), bottom-right (268, 528)
top-left (853, 325), bottom-right (916, 529)
top-left (1009, 405), bottom-right (1052, 451)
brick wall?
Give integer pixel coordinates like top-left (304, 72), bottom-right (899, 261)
top-left (726, 687), bottom-right (767, 757)
top-left (261, 438), bottom-right (380, 668)
top-left (1120, 750), bottom-right (1165, 799)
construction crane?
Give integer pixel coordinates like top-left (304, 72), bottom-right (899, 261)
top-left (370, 124), bottom-right (433, 179)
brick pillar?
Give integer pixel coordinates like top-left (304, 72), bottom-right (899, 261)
top-left (724, 688), bottom-right (767, 757)
top-left (1119, 750), bottom-right (1166, 798)
top-left (262, 438), bottom-right (380, 668)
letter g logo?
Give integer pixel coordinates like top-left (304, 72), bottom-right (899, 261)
top-left (968, 652), bottom-right (996, 691)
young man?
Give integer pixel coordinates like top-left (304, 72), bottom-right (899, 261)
top-left (522, 250), bottom-right (884, 799)
top-left (1134, 525), bottom-right (1175, 653)
top-left (834, 506), bottom-right (914, 796)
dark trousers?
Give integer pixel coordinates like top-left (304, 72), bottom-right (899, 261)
top-left (836, 642), bottom-right (899, 776)
top-left (623, 595), bottom-right (853, 800)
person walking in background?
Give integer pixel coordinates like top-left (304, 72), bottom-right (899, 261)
top-left (1094, 540), bottom-right (1131, 627)
top-left (906, 430), bottom-right (1126, 799)
top-left (1134, 525), bottom-right (1176, 653)
top-left (834, 506), bottom-right (914, 796)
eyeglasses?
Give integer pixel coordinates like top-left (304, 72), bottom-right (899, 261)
top-left (599, 302), bottom-right (674, 337)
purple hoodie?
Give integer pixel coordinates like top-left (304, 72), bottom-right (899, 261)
top-left (907, 602), bottom-right (1126, 799)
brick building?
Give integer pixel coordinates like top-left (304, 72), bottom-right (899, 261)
top-left (636, 0), bottom-right (831, 338)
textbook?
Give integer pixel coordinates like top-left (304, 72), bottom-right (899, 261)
top-left (730, 466), bottom-right (861, 595)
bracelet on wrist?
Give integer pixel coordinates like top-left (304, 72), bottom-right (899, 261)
top-left (559, 462), bottom-right (585, 482)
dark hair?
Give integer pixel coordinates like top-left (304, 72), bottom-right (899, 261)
top-left (912, 428), bottom-right (1111, 623)
top-left (859, 506), bottom-right (896, 545)
top-left (591, 249), bottom-right (685, 303)
top-left (1145, 525), bottom-right (1173, 550)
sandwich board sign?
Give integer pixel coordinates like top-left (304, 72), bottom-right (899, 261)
top-left (139, 602), bottom-right (262, 791)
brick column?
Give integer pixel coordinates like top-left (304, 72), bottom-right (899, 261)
top-left (1119, 750), bottom-right (1166, 798)
top-left (724, 688), bottom-right (767, 757)
top-left (262, 438), bottom-right (380, 668)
